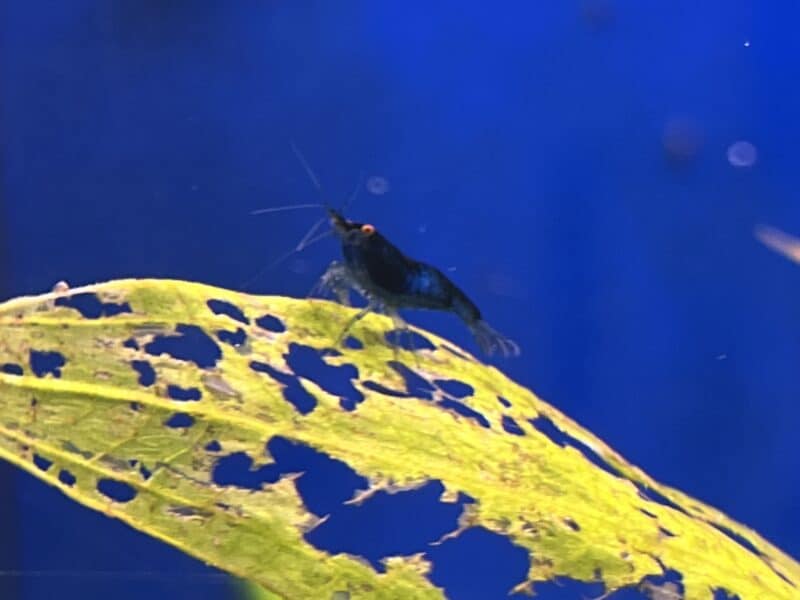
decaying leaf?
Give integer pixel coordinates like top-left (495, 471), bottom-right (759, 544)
top-left (0, 279), bottom-right (797, 599)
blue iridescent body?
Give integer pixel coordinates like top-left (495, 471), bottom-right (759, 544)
top-left (319, 208), bottom-right (519, 357)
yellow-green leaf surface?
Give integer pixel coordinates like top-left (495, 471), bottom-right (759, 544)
top-left (0, 279), bottom-right (796, 599)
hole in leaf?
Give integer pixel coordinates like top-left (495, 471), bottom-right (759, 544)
top-left (635, 568), bottom-right (684, 600)
top-left (564, 518), bottom-right (580, 531)
top-left (139, 464), bottom-right (152, 480)
top-left (440, 344), bottom-right (471, 360)
top-left (205, 440), bottom-right (222, 452)
top-left (206, 299), bottom-right (249, 324)
top-left (145, 324), bottom-right (221, 368)
top-left (33, 454), bottom-right (53, 471)
top-left (285, 343), bottom-right (363, 411)
top-left (130, 360), bottom-right (155, 386)
top-left (497, 396), bottom-right (512, 408)
top-left (708, 522), bottom-right (762, 557)
top-left (640, 508), bottom-right (657, 518)
top-left (55, 293), bottom-right (132, 318)
top-left (267, 436), bottom-right (369, 517)
top-left (502, 415), bottom-right (525, 436)
top-left (425, 526), bottom-right (530, 599)
top-left (773, 570), bottom-right (796, 588)
top-left (29, 350), bottom-right (66, 378)
top-left (439, 399), bottom-right (490, 428)
top-left (659, 526), bottom-right (676, 538)
top-left (712, 589), bottom-right (741, 600)
top-left (387, 361), bottom-right (435, 400)
top-left (1, 363), bottom-right (23, 375)
top-left (255, 314), bottom-right (286, 332)
top-left (97, 479), bottom-right (137, 503)
top-left (123, 338), bottom-right (139, 350)
top-left (167, 385), bottom-right (202, 402)
top-left (166, 505), bottom-right (213, 520)
top-left (362, 380), bottom-right (411, 398)
top-left (58, 469), bottom-right (76, 486)
top-left (250, 361), bottom-right (317, 415)
top-left (529, 415), bottom-right (622, 478)
top-left (434, 379), bottom-right (474, 398)
top-left (305, 480), bottom-right (468, 573)
top-left (635, 483), bottom-right (690, 516)
top-left (216, 328), bottom-right (247, 347)
top-left (344, 336), bottom-right (363, 349)
top-left (526, 578), bottom-right (606, 599)
top-left (212, 452), bottom-right (279, 490)
top-left (165, 413), bottom-right (194, 428)
top-left (130, 402), bottom-right (142, 412)
top-left (384, 329), bottom-right (436, 351)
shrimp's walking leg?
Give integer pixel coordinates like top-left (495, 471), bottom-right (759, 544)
top-left (388, 311), bottom-right (420, 365)
top-left (335, 303), bottom-right (375, 346)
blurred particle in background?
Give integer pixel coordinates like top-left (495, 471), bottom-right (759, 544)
top-left (366, 176), bottom-right (390, 196)
top-left (754, 225), bottom-right (800, 265)
top-left (662, 117), bottom-right (704, 166)
top-left (727, 140), bottom-right (757, 168)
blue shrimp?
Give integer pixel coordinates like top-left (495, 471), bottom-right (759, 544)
top-left (304, 206), bottom-right (520, 357)
top-left (256, 150), bottom-right (519, 357)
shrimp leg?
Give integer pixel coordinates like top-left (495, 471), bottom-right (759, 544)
top-left (335, 303), bottom-right (376, 346)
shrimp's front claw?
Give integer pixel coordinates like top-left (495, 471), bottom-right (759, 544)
top-left (310, 261), bottom-right (352, 305)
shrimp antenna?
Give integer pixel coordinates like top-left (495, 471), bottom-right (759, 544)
top-left (290, 140), bottom-right (363, 215)
top-left (240, 225), bottom-right (333, 290)
top-left (242, 143), bottom-right (356, 290)
top-left (250, 203), bottom-right (323, 215)
top-left (341, 172), bottom-right (364, 213)
top-left (290, 140), bottom-right (329, 205)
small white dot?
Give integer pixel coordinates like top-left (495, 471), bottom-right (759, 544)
top-left (743, 40), bottom-right (751, 47)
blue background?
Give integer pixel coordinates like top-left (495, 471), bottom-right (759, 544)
top-left (1, 1), bottom-right (798, 598)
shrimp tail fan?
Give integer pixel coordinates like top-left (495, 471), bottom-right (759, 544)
top-left (468, 320), bottom-right (520, 357)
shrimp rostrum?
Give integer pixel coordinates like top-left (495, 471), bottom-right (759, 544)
top-left (316, 207), bottom-right (520, 358)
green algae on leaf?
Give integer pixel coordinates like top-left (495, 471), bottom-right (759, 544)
top-left (0, 279), bottom-right (797, 599)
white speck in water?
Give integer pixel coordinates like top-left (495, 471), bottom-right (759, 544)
top-left (743, 40), bottom-right (750, 48)
top-left (716, 353), bottom-right (728, 361)
top-left (365, 176), bottom-right (389, 195)
top-left (447, 266), bottom-right (457, 272)
top-left (190, 184), bottom-right (199, 191)
top-left (727, 141), bottom-right (758, 168)
top-left (418, 223), bottom-right (428, 234)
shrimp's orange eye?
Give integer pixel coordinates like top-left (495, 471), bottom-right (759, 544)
top-left (361, 223), bottom-right (376, 235)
